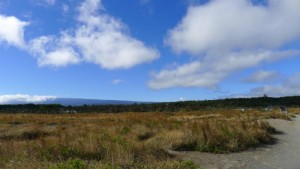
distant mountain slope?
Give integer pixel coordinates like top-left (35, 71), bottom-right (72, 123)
top-left (40, 98), bottom-right (141, 106)
top-left (1, 96), bottom-right (300, 114)
top-left (0, 98), bottom-right (142, 106)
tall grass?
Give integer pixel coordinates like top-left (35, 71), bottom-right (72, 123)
top-left (0, 110), bottom-right (287, 168)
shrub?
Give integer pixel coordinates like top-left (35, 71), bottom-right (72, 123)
top-left (52, 159), bottom-right (86, 169)
top-left (120, 126), bottom-right (131, 135)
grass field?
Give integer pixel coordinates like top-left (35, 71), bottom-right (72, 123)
top-left (0, 108), bottom-right (297, 169)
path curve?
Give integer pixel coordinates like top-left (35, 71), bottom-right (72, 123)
top-left (174, 116), bottom-right (300, 169)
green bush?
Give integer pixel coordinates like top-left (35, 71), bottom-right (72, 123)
top-left (120, 126), bottom-right (131, 135)
top-left (103, 162), bottom-right (122, 169)
top-left (179, 160), bottom-right (198, 169)
top-left (52, 159), bottom-right (86, 169)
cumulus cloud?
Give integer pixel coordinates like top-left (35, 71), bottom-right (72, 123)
top-left (29, 36), bottom-right (80, 67)
top-left (0, 15), bottom-right (28, 47)
top-left (150, 50), bottom-right (299, 89)
top-left (0, 94), bottom-right (56, 104)
top-left (29, 0), bottom-right (159, 69)
top-left (166, 0), bottom-right (300, 55)
top-left (149, 61), bottom-right (222, 89)
top-left (36, 48), bottom-right (80, 67)
top-left (150, 0), bottom-right (300, 89)
top-left (250, 73), bottom-right (300, 97)
top-left (76, 0), bottom-right (159, 69)
top-left (243, 70), bottom-right (279, 83)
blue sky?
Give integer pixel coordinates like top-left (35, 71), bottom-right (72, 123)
top-left (0, 0), bottom-right (300, 103)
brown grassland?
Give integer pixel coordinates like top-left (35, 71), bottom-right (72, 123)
top-left (0, 108), bottom-right (298, 169)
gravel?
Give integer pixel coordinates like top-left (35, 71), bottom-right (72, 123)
top-left (173, 116), bottom-right (300, 169)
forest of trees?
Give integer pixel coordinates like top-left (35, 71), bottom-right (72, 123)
top-left (0, 96), bottom-right (299, 114)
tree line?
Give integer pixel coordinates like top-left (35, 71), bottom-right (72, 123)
top-left (0, 96), bottom-right (299, 114)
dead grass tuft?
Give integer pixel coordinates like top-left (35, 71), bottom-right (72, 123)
top-left (0, 108), bottom-right (293, 168)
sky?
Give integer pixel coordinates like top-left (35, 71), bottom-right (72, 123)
top-left (0, 0), bottom-right (300, 103)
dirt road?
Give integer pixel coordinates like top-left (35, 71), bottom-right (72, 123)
top-left (174, 116), bottom-right (300, 169)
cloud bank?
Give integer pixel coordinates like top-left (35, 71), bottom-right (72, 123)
top-left (150, 0), bottom-right (300, 90)
top-left (0, 94), bottom-right (56, 104)
top-left (243, 70), bottom-right (279, 83)
top-left (150, 50), bottom-right (299, 89)
top-left (250, 73), bottom-right (300, 97)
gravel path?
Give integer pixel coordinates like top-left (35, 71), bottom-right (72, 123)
top-left (173, 116), bottom-right (300, 169)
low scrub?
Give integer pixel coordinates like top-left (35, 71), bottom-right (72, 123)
top-left (0, 109), bottom-right (287, 168)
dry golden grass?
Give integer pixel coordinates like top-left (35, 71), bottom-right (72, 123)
top-left (0, 109), bottom-right (292, 169)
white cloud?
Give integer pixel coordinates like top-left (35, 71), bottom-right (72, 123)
top-left (38, 49), bottom-right (80, 67)
top-left (250, 73), bottom-right (300, 97)
top-left (74, 26), bottom-right (159, 69)
top-left (179, 97), bottom-right (186, 101)
top-left (29, 0), bottom-right (159, 69)
top-left (150, 0), bottom-right (300, 89)
top-left (244, 70), bottom-right (279, 83)
top-left (149, 61), bottom-right (221, 89)
top-left (227, 73), bottom-right (300, 98)
top-left (29, 36), bottom-right (80, 67)
top-left (0, 15), bottom-right (28, 47)
top-left (166, 0), bottom-right (300, 55)
top-left (0, 94), bottom-right (56, 104)
top-left (75, 0), bottom-right (159, 69)
top-left (149, 50), bottom-right (299, 89)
